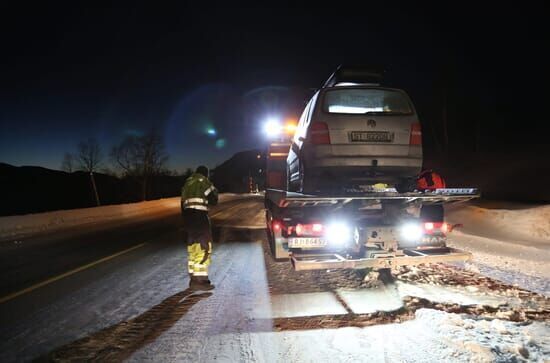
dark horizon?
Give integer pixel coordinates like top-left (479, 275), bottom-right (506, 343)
top-left (1, 2), bottom-right (547, 172)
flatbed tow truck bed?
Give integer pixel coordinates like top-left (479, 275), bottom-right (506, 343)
top-left (264, 188), bottom-right (480, 271)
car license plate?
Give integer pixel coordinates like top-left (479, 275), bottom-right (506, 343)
top-left (288, 237), bottom-right (326, 248)
top-left (350, 131), bottom-right (394, 142)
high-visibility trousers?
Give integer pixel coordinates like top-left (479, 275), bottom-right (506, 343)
top-left (182, 208), bottom-right (213, 278)
top-left (187, 242), bottom-right (212, 277)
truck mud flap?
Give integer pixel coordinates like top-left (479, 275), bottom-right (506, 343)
top-left (290, 247), bottom-right (472, 271)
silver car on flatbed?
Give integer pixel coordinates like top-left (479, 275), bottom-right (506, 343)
top-left (287, 67), bottom-right (423, 193)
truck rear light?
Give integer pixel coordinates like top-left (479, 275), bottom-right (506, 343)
top-left (310, 122), bottom-right (331, 144)
top-left (312, 223), bottom-right (323, 233)
top-left (272, 220), bottom-right (282, 232)
top-left (268, 143), bottom-right (289, 159)
top-left (410, 122), bottom-right (422, 145)
top-left (295, 223), bottom-right (324, 236)
top-left (423, 222), bottom-right (449, 234)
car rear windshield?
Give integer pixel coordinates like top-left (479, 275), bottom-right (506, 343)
top-left (323, 88), bottom-right (413, 115)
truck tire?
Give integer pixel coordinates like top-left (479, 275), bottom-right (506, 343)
top-left (265, 206), bottom-right (288, 261)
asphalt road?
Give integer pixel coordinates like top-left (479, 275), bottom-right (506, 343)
top-left (0, 194), bottom-right (548, 362)
top-left (0, 194), bottom-right (266, 361)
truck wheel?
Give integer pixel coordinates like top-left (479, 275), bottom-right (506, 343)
top-left (268, 231), bottom-right (288, 261)
top-left (266, 227), bottom-right (276, 254)
top-left (265, 207), bottom-right (288, 261)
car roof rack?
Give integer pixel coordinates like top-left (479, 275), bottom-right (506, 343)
top-left (323, 65), bottom-right (385, 88)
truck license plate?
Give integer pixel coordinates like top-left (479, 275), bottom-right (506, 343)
top-left (350, 131), bottom-right (394, 142)
top-left (288, 237), bottom-right (326, 248)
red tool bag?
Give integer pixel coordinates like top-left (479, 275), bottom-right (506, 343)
top-left (417, 170), bottom-right (446, 190)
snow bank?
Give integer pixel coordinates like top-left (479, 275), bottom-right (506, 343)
top-left (446, 202), bottom-right (550, 248)
top-left (414, 308), bottom-right (549, 363)
top-left (0, 194), bottom-right (240, 241)
top-left (446, 201), bottom-right (550, 294)
top-left (0, 197), bottom-right (181, 241)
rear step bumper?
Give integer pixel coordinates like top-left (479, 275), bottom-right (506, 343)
top-left (290, 247), bottom-right (472, 271)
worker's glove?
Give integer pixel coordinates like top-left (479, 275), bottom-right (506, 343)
top-left (200, 240), bottom-right (211, 252)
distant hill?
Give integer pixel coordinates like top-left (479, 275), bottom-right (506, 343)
top-left (0, 163), bottom-right (186, 216)
top-left (211, 149), bottom-right (265, 193)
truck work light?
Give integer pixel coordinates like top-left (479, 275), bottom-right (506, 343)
top-left (325, 222), bottom-right (351, 245)
top-left (264, 118), bottom-right (282, 136)
top-left (400, 222), bottom-right (423, 241)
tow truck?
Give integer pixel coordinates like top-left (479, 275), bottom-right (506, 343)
top-left (264, 187), bottom-right (480, 271)
top-left (261, 66), bottom-right (479, 271)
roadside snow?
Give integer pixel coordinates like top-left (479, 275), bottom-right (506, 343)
top-left (446, 202), bottom-right (550, 248)
top-left (446, 202), bottom-right (550, 296)
top-left (414, 308), bottom-right (549, 363)
top-left (0, 194), bottom-right (238, 241)
top-left (0, 198), bottom-right (179, 241)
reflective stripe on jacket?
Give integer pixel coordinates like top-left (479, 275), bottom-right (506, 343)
top-left (181, 173), bottom-right (218, 212)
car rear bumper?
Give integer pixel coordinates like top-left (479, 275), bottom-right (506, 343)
top-left (307, 155), bottom-right (421, 168)
top-left (304, 155), bottom-right (422, 180)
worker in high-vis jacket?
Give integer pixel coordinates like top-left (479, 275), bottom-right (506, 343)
top-left (181, 165), bottom-right (218, 290)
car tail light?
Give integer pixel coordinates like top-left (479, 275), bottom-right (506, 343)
top-left (295, 223), bottom-right (324, 236)
top-left (410, 123), bottom-right (422, 145)
top-left (310, 122), bottom-right (331, 144)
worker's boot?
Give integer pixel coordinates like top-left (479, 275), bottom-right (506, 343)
top-left (188, 275), bottom-right (199, 290)
top-left (194, 276), bottom-right (215, 291)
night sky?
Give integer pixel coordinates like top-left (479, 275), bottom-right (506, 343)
top-left (1, 2), bottom-right (546, 172)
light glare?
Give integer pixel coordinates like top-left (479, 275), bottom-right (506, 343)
top-left (400, 222), bottom-right (423, 241)
top-left (264, 118), bottom-right (281, 136)
top-left (328, 105), bottom-right (384, 114)
top-left (326, 222), bottom-right (351, 245)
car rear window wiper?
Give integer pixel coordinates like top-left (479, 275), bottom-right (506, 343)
top-left (364, 111), bottom-right (410, 115)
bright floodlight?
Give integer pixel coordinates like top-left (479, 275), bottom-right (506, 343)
top-left (325, 222), bottom-right (351, 245)
top-left (264, 118), bottom-right (282, 136)
top-left (206, 128), bottom-right (217, 136)
top-left (400, 222), bottom-right (423, 241)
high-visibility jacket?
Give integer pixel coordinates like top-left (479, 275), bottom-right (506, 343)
top-left (181, 173), bottom-right (218, 212)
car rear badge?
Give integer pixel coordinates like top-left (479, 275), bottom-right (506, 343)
top-left (367, 119), bottom-right (376, 128)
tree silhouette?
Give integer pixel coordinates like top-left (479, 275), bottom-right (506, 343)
top-left (61, 152), bottom-right (75, 173)
top-left (111, 129), bottom-right (168, 200)
top-left (77, 138), bottom-right (103, 206)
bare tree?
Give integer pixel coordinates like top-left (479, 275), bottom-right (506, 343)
top-left (111, 129), bottom-right (169, 200)
top-left (77, 138), bottom-right (103, 206)
top-left (77, 138), bottom-right (102, 172)
top-left (61, 152), bottom-right (75, 173)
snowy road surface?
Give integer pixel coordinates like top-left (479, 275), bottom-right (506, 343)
top-left (0, 195), bottom-right (548, 362)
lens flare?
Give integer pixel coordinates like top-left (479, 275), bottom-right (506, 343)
top-left (215, 138), bottom-right (226, 148)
